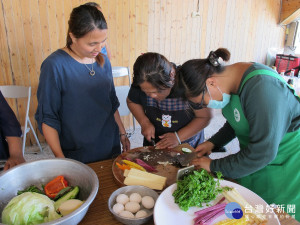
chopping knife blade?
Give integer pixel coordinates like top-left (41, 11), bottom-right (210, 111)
top-left (151, 138), bottom-right (156, 147)
top-left (176, 151), bottom-right (197, 167)
top-left (176, 165), bottom-right (195, 181)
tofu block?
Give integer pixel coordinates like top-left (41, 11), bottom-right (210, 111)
top-left (123, 168), bottom-right (167, 190)
top-left (124, 169), bottom-right (130, 177)
top-left (124, 177), bottom-right (165, 190)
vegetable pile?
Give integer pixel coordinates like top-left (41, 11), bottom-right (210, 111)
top-left (194, 200), bottom-right (227, 225)
top-left (172, 169), bottom-right (224, 211)
top-left (1, 175), bottom-right (83, 225)
top-left (116, 159), bottom-right (157, 172)
top-left (193, 188), bottom-right (268, 225)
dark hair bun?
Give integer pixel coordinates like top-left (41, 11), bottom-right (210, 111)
top-left (214, 48), bottom-right (231, 62)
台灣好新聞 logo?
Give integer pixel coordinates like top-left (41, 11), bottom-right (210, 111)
top-left (225, 202), bottom-right (243, 219)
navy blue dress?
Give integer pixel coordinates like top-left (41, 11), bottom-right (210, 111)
top-left (0, 91), bottom-right (22, 159)
top-left (35, 50), bottom-right (121, 163)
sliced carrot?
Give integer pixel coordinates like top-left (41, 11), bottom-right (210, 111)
top-left (122, 160), bottom-right (146, 171)
top-left (116, 162), bottom-right (131, 171)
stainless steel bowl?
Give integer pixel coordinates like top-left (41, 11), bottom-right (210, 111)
top-left (0, 158), bottom-right (99, 225)
top-left (108, 185), bottom-right (159, 225)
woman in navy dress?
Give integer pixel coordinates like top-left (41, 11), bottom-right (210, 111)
top-left (35, 5), bottom-right (129, 163)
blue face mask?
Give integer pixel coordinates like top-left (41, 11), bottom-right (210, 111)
top-left (206, 85), bottom-right (231, 109)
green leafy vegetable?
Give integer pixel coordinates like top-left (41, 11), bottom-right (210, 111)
top-left (172, 169), bottom-right (224, 211)
top-left (2, 192), bottom-right (61, 225)
top-left (17, 185), bottom-right (44, 195)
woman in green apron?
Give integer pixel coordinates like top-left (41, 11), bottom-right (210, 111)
top-left (177, 48), bottom-right (300, 221)
top-left (127, 52), bottom-right (212, 149)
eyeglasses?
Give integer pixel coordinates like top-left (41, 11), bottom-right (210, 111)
top-left (188, 88), bottom-right (207, 110)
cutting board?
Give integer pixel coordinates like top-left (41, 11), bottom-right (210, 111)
top-left (112, 143), bottom-right (195, 190)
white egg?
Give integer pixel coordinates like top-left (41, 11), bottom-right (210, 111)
top-left (141, 196), bottom-right (155, 209)
top-left (116, 193), bottom-right (129, 205)
top-left (125, 201), bottom-right (140, 213)
top-left (112, 203), bottom-right (124, 214)
top-left (135, 210), bottom-right (148, 218)
top-left (129, 193), bottom-right (142, 203)
top-left (119, 210), bottom-right (134, 219)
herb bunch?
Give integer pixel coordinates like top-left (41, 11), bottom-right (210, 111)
top-left (172, 169), bottom-right (224, 211)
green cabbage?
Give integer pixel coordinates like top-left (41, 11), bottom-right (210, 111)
top-left (2, 192), bottom-right (61, 225)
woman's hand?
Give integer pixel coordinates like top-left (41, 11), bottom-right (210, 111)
top-left (156, 133), bottom-right (180, 149)
top-left (141, 121), bottom-right (155, 142)
top-left (195, 141), bottom-right (215, 157)
top-left (4, 156), bottom-right (25, 171)
top-left (191, 156), bottom-right (212, 172)
top-left (5, 136), bottom-right (25, 171)
top-left (120, 135), bottom-right (130, 152)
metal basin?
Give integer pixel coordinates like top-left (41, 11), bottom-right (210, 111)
top-left (0, 158), bottom-right (99, 225)
top-left (108, 185), bottom-right (159, 225)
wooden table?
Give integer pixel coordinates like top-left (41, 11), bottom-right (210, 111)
top-left (79, 159), bottom-right (299, 225)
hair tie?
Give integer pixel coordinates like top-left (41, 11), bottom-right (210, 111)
top-left (208, 51), bottom-right (220, 67)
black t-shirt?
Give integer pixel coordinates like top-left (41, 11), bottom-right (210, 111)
top-left (128, 85), bottom-right (204, 147)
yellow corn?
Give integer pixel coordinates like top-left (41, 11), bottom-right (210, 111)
top-left (214, 217), bottom-right (247, 225)
top-left (122, 160), bottom-right (146, 171)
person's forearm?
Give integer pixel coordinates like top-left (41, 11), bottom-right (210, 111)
top-left (6, 136), bottom-right (23, 157)
top-left (177, 117), bottom-right (210, 142)
top-left (42, 123), bottom-right (64, 158)
top-left (114, 110), bottom-right (126, 134)
top-left (5, 136), bottom-right (25, 170)
top-left (114, 110), bottom-right (130, 152)
top-left (208, 121), bottom-right (236, 147)
top-left (177, 108), bottom-right (212, 142)
top-left (127, 98), bottom-right (151, 127)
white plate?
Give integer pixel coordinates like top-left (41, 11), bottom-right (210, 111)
top-left (154, 180), bottom-right (280, 225)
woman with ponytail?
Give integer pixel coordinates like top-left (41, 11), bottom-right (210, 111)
top-left (35, 4), bottom-right (129, 163)
top-left (177, 48), bottom-right (300, 220)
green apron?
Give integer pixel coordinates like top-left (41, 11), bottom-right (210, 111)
top-left (222, 69), bottom-right (300, 220)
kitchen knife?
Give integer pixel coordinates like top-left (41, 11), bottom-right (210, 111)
top-left (151, 138), bottom-right (156, 147)
top-left (176, 151), bottom-right (198, 167)
top-left (176, 165), bottom-right (195, 181)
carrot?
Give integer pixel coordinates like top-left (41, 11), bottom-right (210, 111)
top-left (122, 160), bottom-right (146, 171)
top-left (116, 162), bottom-right (131, 171)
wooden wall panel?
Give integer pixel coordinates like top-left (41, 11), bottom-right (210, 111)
top-left (148, 0), bottom-right (286, 65)
top-left (0, 0), bottom-right (285, 146)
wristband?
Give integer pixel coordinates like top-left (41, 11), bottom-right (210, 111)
top-left (174, 131), bottom-right (181, 144)
top-left (119, 133), bottom-right (128, 138)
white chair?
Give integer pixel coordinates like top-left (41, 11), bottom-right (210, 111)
top-left (0, 85), bottom-right (43, 155)
top-left (112, 67), bottom-right (136, 137)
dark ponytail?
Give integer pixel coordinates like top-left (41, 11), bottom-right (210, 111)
top-left (66, 5), bottom-right (107, 66)
top-left (176, 48), bottom-right (230, 98)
